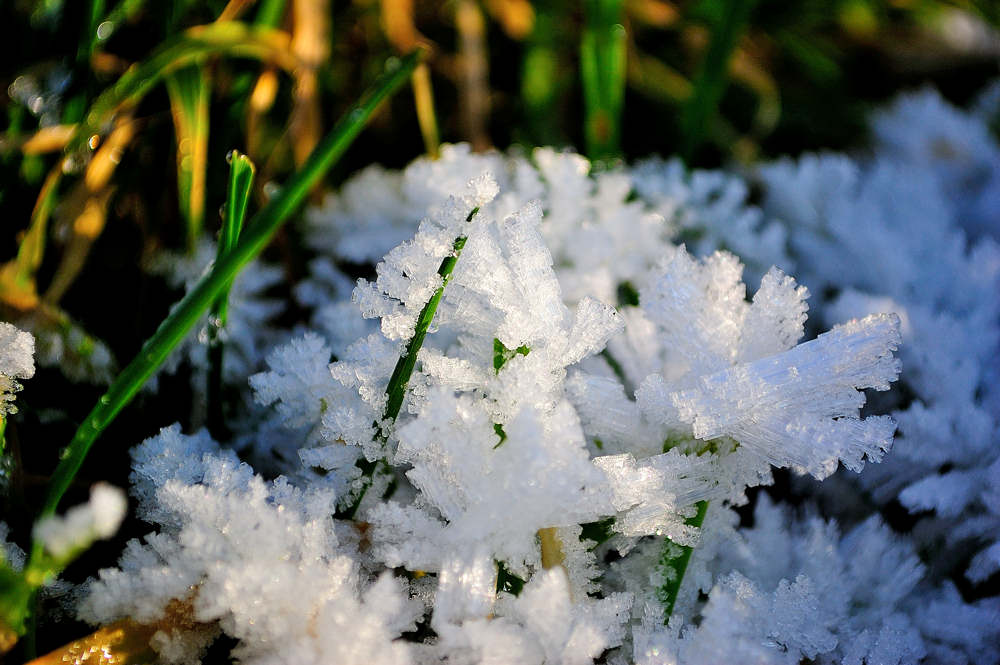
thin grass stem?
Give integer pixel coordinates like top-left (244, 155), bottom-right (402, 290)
top-left (207, 151), bottom-right (256, 437)
top-left (679, 0), bottom-right (756, 162)
top-left (411, 63), bottom-right (440, 159)
top-left (343, 203), bottom-right (480, 519)
top-left (165, 66), bottom-right (213, 253)
top-left (581, 0), bottom-right (626, 161)
top-left (35, 50), bottom-right (421, 527)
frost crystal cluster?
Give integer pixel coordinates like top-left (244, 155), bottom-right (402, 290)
top-left (0, 322), bottom-right (34, 417)
top-left (74, 84), bottom-right (1000, 664)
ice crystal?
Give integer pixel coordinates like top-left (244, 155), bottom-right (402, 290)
top-left (0, 322), bottom-right (34, 416)
top-left (34, 483), bottom-right (126, 560)
top-left (754, 83), bottom-right (1000, 589)
top-left (71, 81), bottom-right (1000, 665)
top-left (80, 426), bottom-right (420, 665)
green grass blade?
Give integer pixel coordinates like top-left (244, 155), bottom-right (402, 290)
top-left (521, 9), bottom-right (562, 146)
top-left (657, 500), bottom-right (709, 621)
top-left (581, 0), bottom-right (626, 161)
top-left (78, 0), bottom-right (107, 70)
top-left (343, 203), bottom-right (480, 519)
top-left (207, 151), bottom-right (256, 437)
top-left (495, 561), bottom-right (526, 595)
top-left (378, 206), bottom-right (479, 436)
top-left (679, 0), bottom-right (756, 162)
top-left (214, 150), bottom-right (257, 325)
top-left (165, 66), bottom-right (212, 253)
top-left (493, 338), bottom-right (530, 373)
top-left (36, 50), bottom-right (421, 524)
top-left (254, 0), bottom-right (287, 28)
top-left (102, 0), bottom-right (148, 39)
top-left (490, 338), bottom-right (530, 448)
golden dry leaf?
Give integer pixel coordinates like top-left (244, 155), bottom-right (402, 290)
top-left (90, 51), bottom-right (130, 76)
top-left (247, 68), bottom-right (280, 161)
top-left (216, 0), bottom-right (256, 22)
top-left (290, 74), bottom-right (322, 167)
top-left (19, 125), bottom-right (76, 155)
top-left (628, 48), bottom-right (692, 102)
top-left (74, 189), bottom-right (114, 238)
top-left (84, 117), bottom-right (137, 193)
top-left (538, 527), bottom-right (566, 570)
top-left (27, 599), bottom-right (204, 665)
top-left (27, 621), bottom-right (158, 665)
top-left (292, 0), bottom-right (330, 67)
top-left (183, 22), bottom-right (298, 73)
top-left (626, 0), bottom-right (679, 28)
top-left (35, 116), bottom-right (136, 306)
top-left (0, 262), bottom-right (40, 311)
top-left (455, 0), bottom-right (491, 151)
top-left (412, 62), bottom-right (440, 158)
top-left (290, 0), bottom-right (330, 167)
top-left (729, 43), bottom-right (780, 136)
top-left (485, 0), bottom-right (535, 40)
top-left (44, 187), bottom-right (115, 305)
top-left (0, 623), bottom-right (18, 655)
top-left (0, 164), bottom-right (62, 312)
top-left (382, 0), bottom-right (424, 52)
top-left (250, 68), bottom-right (280, 113)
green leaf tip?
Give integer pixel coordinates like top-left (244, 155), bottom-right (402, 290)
top-left (657, 500), bottom-right (710, 622)
top-left (493, 338), bottom-right (531, 373)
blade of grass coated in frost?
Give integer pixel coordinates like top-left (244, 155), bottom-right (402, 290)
top-left (657, 500), bottom-right (709, 621)
top-left (491, 338), bottom-right (529, 447)
top-left (343, 204), bottom-right (481, 519)
top-left (377, 204), bottom-right (481, 440)
top-left (36, 50), bottom-right (421, 526)
top-left (598, 280), bottom-right (636, 384)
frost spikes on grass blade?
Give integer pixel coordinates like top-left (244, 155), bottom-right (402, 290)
top-left (343, 182), bottom-right (496, 518)
top-left (377, 205), bottom-right (478, 437)
top-left (657, 499), bottom-right (708, 622)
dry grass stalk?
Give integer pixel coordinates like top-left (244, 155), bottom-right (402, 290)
top-left (27, 599), bottom-right (205, 665)
top-left (455, 0), bottom-right (491, 151)
top-left (289, 0), bottom-right (330, 169)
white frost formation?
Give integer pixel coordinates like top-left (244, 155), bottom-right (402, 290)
top-left (34, 483), bottom-right (126, 560)
top-left (70, 81), bottom-right (1000, 665)
top-left (0, 321), bottom-right (35, 416)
